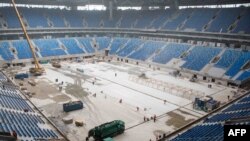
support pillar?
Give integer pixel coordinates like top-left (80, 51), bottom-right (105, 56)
top-left (109, 1), bottom-right (113, 20)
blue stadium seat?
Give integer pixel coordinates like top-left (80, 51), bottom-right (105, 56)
top-left (223, 102), bottom-right (250, 112)
top-left (109, 38), bottom-right (129, 55)
top-left (0, 41), bottom-right (15, 61)
top-left (150, 10), bottom-right (173, 29)
top-left (171, 93), bottom-right (250, 141)
top-left (135, 10), bottom-right (160, 29)
top-left (0, 73), bottom-right (58, 140)
top-left (12, 40), bottom-right (33, 59)
top-left (182, 46), bottom-right (222, 71)
top-left (0, 89), bottom-right (22, 99)
top-left (208, 8), bottom-right (242, 32)
top-left (120, 10), bottom-right (140, 28)
top-left (171, 124), bottom-right (223, 141)
top-left (225, 51), bottom-right (250, 78)
top-left (60, 38), bottom-right (84, 54)
top-left (238, 95), bottom-right (250, 103)
top-left (95, 37), bottom-right (111, 50)
top-left (153, 43), bottom-right (190, 64)
top-left (0, 72), bottom-right (7, 81)
top-left (21, 8), bottom-right (49, 28)
top-left (183, 9), bottom-right (216, 31)
top-left (236, 71), bottom-right (250, 81)
top-left (0, 6), bottom-right (250, 35)
top-left (116, 39), bottom-right (144, 57)
top-left (163, 9), bottom-right (193, 30)
top-left (77, 38), bottom-right (95, 53)
top-left (64, 11), bottom-right (83, 27)
top-left (0, 95), bottom-right (33, 112)
top-left (103, 11), bottom-right (121, 28)
top-left (46, 9), bottom-right (65, 27)
top-left (233, 9), bottom-right (250, 34)
top-left (214, 49), bottom-right (241, 69)
top-left (0, 8), bottom-right (21, 28)
top-left (34, 39), bottom-right (66, 57)
top-left (84, 11), bottom-right (102, 28)
top-left (128, 41), bottom-right (165, 61)
top-left (205, 109), bottom-right (250, 123)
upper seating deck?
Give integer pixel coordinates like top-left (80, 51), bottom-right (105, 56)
top-left (0, 7), bottom-right (249, 35)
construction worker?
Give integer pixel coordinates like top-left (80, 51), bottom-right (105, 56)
top-left (153, 115), bottom-right (156, 122)
top-left (158, 135), bottom-right (162, 140)
top-left (164, 99), bottom-right (166, 104)
top-left (136, 107), bottom-right (139, 111)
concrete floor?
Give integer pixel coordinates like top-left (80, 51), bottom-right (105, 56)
top-left (6, 60), bottom-right (241, 141)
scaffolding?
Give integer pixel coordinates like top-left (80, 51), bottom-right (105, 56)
top-left (129, 75), bottom-right (204, 100)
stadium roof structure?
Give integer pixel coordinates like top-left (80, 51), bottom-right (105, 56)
top-left (1, 0), bottom-right (250, 7)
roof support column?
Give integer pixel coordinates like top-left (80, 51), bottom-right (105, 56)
top-left (108, 0), bottom-right (114, 20)
top-left (170, 0), bottom-right (179, 10)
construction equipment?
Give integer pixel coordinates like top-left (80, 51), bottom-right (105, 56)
top-left (52, 61), bottom-right (61, 68)
top-left (28, 80), bottom-right (36, 86)
top-left (75, 120), bottom-right (84, 127)
top-left (63, 101), bottom-right (84, 112)
top-left (86, 120), bottom-right (125, 141)
top-left (12, 0), bottom-right (44, 75)
top-left (40, 60), bottom-right (49, 64)
top-left (76, 68), bottom-right (84, 73)
top-left (193, 96), bottom-right (220, 112)
top-left (62, 117), bottom-right (73, 124)
top-left (15, 73), bottom-right (29, 80)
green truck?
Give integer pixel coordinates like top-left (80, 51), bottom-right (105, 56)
top-left (86, 120), bottom-right (125, 141)
top-left (103, 137), bottom-right (114, 141)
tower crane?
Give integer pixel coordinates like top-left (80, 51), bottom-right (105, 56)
top-left (11, 0), bottom-right (44, 75)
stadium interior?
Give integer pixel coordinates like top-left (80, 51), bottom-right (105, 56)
top-left (0, 0), bottom-right (250, 141)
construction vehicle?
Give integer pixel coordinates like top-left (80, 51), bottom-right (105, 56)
top-left (40, 60), bottom-right (49, 64)
top-left (12, 0), bottom-right (44, 75)
top-left (52, 61), bottom-right (61, 68)
top-left (86, 120), bottom-right (125, 141)
top-left (193, 96), bottom-right (220, 112)
top-left (63, 101), bottom-right (84, 112)
top-left (103, 137), bottom-right (114, 141)
top-left (15, 73), bottom-right (29, 80)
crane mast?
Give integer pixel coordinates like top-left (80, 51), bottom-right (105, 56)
top-left (11, 0), bottom-right (44, 75)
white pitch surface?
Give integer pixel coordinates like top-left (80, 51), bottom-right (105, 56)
top-left (63, 62), bottom-right (192, 115)
top-left (25, 61), bottom-right (235, 141)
